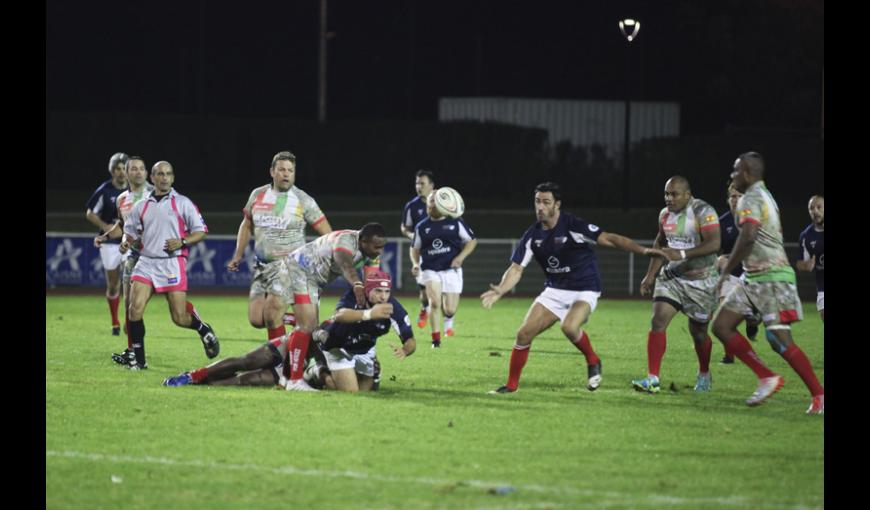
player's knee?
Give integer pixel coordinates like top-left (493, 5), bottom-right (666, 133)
top-left (764, 327), bottom-right (791, 354)
top-left (711, 320), bottom-right (731, 341)
top-left (516, 329), bottom-right (534, 345)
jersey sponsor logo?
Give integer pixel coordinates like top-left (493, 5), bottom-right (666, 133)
top-left (427, 238), bottom-right (452, 256)
top-left (425, 227), bottom-right (432, 234)
top-left (445, 225), bottom-right (455, 230)
top-left (167, 275), bottom-right (179, 284)
top-left (663, 223), bottom-right (677, 232)
top-left (554, 236), bottom-right (567, 244)
top-left (534, 240), bottom-right (543, 246)
top-left (545, 256), bottom-right (571, 274)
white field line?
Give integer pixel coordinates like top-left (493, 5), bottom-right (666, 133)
top-left (46, 450), bottom-right (819, 509)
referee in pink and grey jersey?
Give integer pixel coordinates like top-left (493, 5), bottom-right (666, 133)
top-left (121, 161), bottom-right (219, 370)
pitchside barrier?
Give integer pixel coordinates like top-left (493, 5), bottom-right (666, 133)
top-left (46, 233), bottom-right (817, 299)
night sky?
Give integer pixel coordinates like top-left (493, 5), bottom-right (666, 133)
top-left (46, 0), bottom-right (824, 134)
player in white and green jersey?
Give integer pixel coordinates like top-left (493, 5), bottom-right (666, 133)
top-left (227, 151), bottom-right (333, 345)
top-left (633, 176), bottom-right (721, 394)
top-left (279, 223), bottom-right (386, 390)
top-left (713, 152), bottom-right (824, 414)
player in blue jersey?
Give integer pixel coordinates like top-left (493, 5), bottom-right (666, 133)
top-left (304, 271), bottom-right (417, 392)
top-left (481, 182), bottom-right (666, 393)
top-left (717, 184), bottom-right (761, 364)
top-left (411, 190), bottom-right (478, 347)
top-left (85, 152), bottom-right (129, 335)
top-left (796, 195), bottom-right (824, 323)
top-left (400, 170), bottom-right (436, 328)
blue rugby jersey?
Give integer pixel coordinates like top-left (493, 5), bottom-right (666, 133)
top-left (85, 180), bottom-right (125, 243)
top-left (719, 210), bottom-right (744, 278)
top-left (511, 212), bottom-right (603, 292)
top-left (413, 217), bottom-right (476, 271)
top-left (402, 195), bottom-right (428, 231)
top-left (798, 224), bottom-right (824, 292)
top-left (321, 290), bottom-right (414, 355)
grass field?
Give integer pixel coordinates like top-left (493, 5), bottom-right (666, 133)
top-left (46, 294), bottom-right (824, 509)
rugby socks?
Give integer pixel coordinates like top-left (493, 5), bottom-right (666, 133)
top-left (572, 331), bottom-right (600, 366)
top-left (107, 293), bottom-right (121, 327)
top-left (190, 367), bottom-right (209, 384)
top-left (506, 344), bottom-right (531, 390)
top-left (722, 341), bottom-right (734, 362)
top-left (647, 331), bottom-right (667, 377)
top-left (129, 319), bottom-right (146, 365)
top-left (444, 315), bottom-right (455, 334)
top-left (268, 326), bottom-right (286, 342)
top-left (185, 301), bottom-right (206, 333)
top-left (431, 331), bottom-right (441, 344)
top-left (725, 333), bottom-right (776, 379)
top-left (694, 336), bottom-right (713, 373)
top-left (287, 330), bottom-right (312, 380)
top-left (780, 343), bottom-right (824, 397)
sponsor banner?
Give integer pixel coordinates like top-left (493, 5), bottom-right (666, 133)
top-left (46, 234), bottom-right (399, 289)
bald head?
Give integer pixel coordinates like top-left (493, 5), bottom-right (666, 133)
top-left (152, 161), bottom-right (173, 173)
top-left (150, 161), bottom-right (175, 194)
top-left (665, 176), bottom-right (691, 193)
top-left (738, 152), bottom-right (765, 179)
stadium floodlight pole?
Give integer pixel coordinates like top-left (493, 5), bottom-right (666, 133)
top-left (618, 18), bottom-right (640, 211)
top-left (318, 0), bottom-right (328, 123)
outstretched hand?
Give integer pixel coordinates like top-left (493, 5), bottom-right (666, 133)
top-left (481, 284), bottom-right (502, 309)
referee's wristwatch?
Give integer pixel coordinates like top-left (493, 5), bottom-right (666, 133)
top-left (181, 238), bottom-right (188, 247)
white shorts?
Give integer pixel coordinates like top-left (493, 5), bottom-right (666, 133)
top-left (534, 287), bottom-right (601, 322)
top-left (419, 268), bottom-right (463, 294)
top-left (817, 291), bottom-right (824, 312)
top-left (130, 256), bottom-right (188, 293)
top-left (99, 243), bottom-right (124, 271)
top-left (324, 346), bottom-right (377, 377)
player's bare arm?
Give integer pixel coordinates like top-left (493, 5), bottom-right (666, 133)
top-left (334, 250), bottom-right (367, 306)
top-left (450, 238), bottom-right (478, 269)
top-left (481, 263), bottom-right (524, 309)
top-left (597, 232), bottom-right (665, 258)
top-left (333, 303), bottom-right (394, 323)
top-left (227, 216), bottom-right (254, 271)
top-left (641, 228), bottom-right (667, 296)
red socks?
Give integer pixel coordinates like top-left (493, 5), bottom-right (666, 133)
top-left (725, 333), bottom-right (776, 379)
top-left (694, 336), bottom-right (713, 373)
top-left (107, 294), bottom-right (120, 327)
top-left (287, 330), bottom-right (312, 380)
top-left (572, 331), bottom-right (600, 365)
top-left (780, 343), bottom-right (824, 397)
top-left (506, 344), bottom-right (531, 390)
top-left (647, 331), bottom-right (667, 377)
top-left (190, 367), bottom-right (209, 383)
top-left (432, 331), bottom-right (441, 342)
top-left (268, 326), bottom-right (286, 342)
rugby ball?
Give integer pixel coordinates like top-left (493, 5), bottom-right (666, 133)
top-left (434, 187), bottom-right (465, 219)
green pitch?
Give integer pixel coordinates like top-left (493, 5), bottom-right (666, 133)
top-left (46, 295), bottom-right (823, 509)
